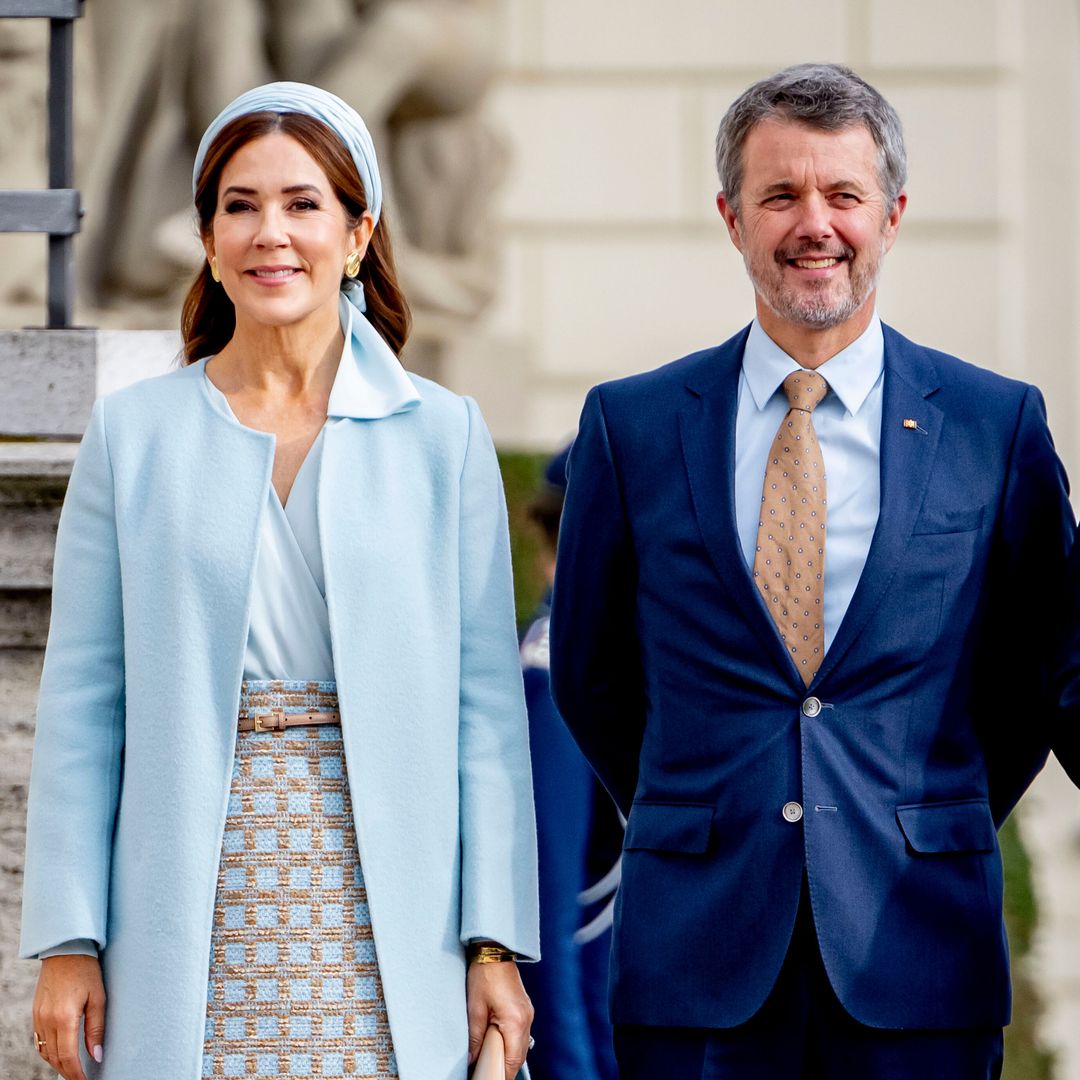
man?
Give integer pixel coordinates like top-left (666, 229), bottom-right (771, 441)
top-left (549, 64), bottom-right (1075, 1078)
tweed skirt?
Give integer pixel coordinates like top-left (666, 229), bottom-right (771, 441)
top-left (202, 681), bottom-right (398, 1078)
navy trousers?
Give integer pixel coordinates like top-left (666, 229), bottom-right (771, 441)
top-left (614, 892), bottom-right (1003, 1080)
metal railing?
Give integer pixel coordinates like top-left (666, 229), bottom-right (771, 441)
top-left (0, 0), bottom-right (84, 328)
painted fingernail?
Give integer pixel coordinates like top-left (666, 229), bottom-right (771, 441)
top-left (93, 1045), bottom-right (104, 1063)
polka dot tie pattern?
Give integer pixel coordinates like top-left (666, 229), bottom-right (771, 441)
top-left (752, 371), bottom-right (829, 686)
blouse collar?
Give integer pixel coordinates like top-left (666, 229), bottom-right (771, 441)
top-left (327, 292), bottom-right (420, 420)
top-left (200, 292), bottom-right (421, 424)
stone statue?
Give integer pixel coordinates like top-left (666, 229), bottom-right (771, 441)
top-left (77, 0), bottom-right (507, 372)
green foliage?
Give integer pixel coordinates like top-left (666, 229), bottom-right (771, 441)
top-left (1001, 816), bottom-right (1054, 1079)
top-left (498, 450), bottom-right (550, 626)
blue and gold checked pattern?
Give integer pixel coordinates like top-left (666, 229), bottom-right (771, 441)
top-left (203, 681), bottom-right (398, 1078)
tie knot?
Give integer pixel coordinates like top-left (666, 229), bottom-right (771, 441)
top-left (782, 371), bottom-right (829, 413)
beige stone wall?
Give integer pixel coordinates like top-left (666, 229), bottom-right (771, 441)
top-left (451, 0), bottom-right (1080, 489)
top-left (5, 3), bottom-right (1080, 468)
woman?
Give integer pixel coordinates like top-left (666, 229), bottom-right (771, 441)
top-left (21, 82), bottom-right (538, 1080)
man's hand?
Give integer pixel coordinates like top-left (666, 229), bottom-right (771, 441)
top-left (33, 954), bottom-right (106, 1080)
top-left (466, 960), bottom-right (533, 1080)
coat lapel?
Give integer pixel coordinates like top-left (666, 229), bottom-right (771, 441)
top-left (318, 416), bottom-right (401, 776)
top-left (316, 410), bottom-right (441, 877)
top-left (179, 361), bottom-right (275, 741)
top-left (812, 326), bottom-right (943, 686)
top-left (678, 329), bottom-right (802, 682)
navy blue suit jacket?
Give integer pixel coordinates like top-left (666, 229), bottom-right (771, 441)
top-left (549, 324), bottom-right (1074, 1032)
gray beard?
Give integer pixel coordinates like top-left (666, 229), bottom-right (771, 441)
top-left (759, 282), bottom-right (872, 329)
top-left (745, 252), bottom-right (883, 330)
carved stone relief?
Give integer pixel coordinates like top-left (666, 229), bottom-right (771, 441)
top-left (2, 1), bottom-right (506, 374)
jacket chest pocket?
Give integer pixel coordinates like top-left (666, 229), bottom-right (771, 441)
top-left (911, 504), bottom-right (985, 537)
top-left (904, 503), bottom-right (989, 641)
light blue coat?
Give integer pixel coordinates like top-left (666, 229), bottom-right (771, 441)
top-left (20, 359), bottom-right (540, 1080)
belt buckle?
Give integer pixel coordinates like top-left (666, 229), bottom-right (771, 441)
top-left (253, 710), bottom-right (286, 734)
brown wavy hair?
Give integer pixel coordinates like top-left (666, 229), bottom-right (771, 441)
top-left (181, 112), bottom-right (411, 363)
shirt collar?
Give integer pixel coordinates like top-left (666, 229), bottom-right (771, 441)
top-left (741, 314), bottom-right (884, 417)
top-left (326, 293), bottom-right (421, 420)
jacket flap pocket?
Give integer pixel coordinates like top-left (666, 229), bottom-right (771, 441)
top-left (624, 802), bottom-right (713, 854)
top-left (912, 505), bottom-right (984, 535)
top-left (896, 800), bottom-right (995, 854)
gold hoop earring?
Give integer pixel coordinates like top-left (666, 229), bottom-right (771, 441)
top-left (209, 256), bottom-right (221, 283)
top-left (344, 250), bottom-right (362, 279)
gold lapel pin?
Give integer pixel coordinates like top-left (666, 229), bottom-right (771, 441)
top-left (903, 418), bottom-right (918, 429)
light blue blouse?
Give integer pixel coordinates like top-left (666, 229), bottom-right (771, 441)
top-left (201, 374), bottom-right (335, 682)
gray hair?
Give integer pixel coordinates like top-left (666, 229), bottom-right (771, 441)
top-left (715, 63), bottom-right (907, 215)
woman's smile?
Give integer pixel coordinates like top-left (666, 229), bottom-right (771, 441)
top-left (245, 264), bottom-right (303, 285)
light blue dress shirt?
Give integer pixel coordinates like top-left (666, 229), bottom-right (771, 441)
top-left (735, 316), bottom-right (884, 653)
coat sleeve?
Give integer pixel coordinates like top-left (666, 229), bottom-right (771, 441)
top-left (975, 385), bottom-right (1074, 821)
top-left (456, 396), bottom-right (539, 960)
top-left (20, 397), bottom-right (126, 958)
top-left (549, 386), bottom-right (646, 817)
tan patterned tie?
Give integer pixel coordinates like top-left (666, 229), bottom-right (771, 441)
top-left (753, 371), bottom-right (829, 686)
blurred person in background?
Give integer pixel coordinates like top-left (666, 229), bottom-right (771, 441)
top-left (518, 445), bottom-right (620, 1080)
top-left (20, 82), bottom-right (537, 1080)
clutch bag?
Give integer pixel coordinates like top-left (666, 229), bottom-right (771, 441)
top-left (472, 1025), bottom-right (504, 1080)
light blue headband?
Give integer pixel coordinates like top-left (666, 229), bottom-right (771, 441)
top-left (193, 82), bottom-right (418, 417)
top-left (192, 81), bottom-right (383, 223)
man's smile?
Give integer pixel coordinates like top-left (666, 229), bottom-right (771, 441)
top-left (789, 256), bottom-right (843, 269)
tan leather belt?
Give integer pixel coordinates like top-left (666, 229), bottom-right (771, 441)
top-left (238, 709), bottom-right (341, 733)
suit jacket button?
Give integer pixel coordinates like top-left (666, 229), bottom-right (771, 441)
top-left (782, 801), bottom-right (804, 823)
top-left (802, 697), bottom-right (822, 718)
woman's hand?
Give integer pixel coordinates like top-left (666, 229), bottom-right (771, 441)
top-left (466, 960), bottom-right (533, 1080)
top-left (33, 955), bottom-right (106, 1080)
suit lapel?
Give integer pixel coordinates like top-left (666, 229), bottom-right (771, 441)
top-left (678, 329), bottom-right (802, 682)
top-left (812, 327), bottom-right (943, 685)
